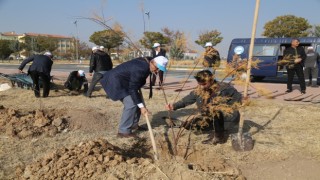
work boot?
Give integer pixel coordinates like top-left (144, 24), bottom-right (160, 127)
top-left (202, 132), bottom-right (224, 145)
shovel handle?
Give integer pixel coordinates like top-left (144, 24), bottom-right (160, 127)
top-left (144, 114), bottom-right (159, 161)
top-left (238, 109), bottom-right (245, 135)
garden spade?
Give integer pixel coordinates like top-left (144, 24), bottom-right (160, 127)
top-left (231, 109), bottom-right (254, 151)
top-left (231, 0), bottom-right (260, 152)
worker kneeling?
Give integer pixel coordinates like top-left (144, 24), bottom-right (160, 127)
top-left (165, 70), bottom-right (242, 145)
top-left (64, 70), bottom-right (88, 95)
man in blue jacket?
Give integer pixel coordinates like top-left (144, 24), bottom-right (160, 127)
top-left (100, 56), bottom-right (168, 138)
top-left (18, 52), bottom-right (53, 98)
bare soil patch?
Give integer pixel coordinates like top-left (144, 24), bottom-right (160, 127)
top-left (1, 76), bottom-right (320, 179)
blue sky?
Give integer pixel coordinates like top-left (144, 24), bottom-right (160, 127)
top-left (1, 0), bottom-right (319, 57)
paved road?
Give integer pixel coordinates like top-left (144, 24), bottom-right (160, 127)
top-left (1, 64), bottom-right (320, 103)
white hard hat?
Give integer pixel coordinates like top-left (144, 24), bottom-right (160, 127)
top-left (204, 42), bottom-right (213, 47)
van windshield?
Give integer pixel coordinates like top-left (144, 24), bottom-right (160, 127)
top-left (253, 45), bottom-right (278, 56)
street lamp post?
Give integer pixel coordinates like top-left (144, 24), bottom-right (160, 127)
top-left (145, 11), bottom-right (150, 31)
top-left (73, 20), bottom-right (80, 63)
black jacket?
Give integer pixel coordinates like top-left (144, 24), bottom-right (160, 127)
top-left (283, 46), bottom-right (307, 67)
top-left (89, 50), bottom-right (113, 73)
top-left (100, 57), bottom-right (150, 104)
top-left (18, 55), bottom-right (53, 76)
top-left (64, 71), bottom-right (88, 92)
top-left (173, 82), bottom-right (241, 116)
top-left (152, 49), bottom-right (166, 58)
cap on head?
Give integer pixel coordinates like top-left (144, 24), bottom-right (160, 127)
top-left (44, 51), bottom-right (52, 57)
top-left (99, 46), bottom-right (104, 50)
top-left (153, 56), bottom-right (168, 72)
top-left (194, 70), bottom-right (213, 83)
top-left (153, 42), bottom-right (160, 48)
top-left (92, 46), bottom-right (99, 51)
top-left (204, 42), bottom-right (213, 48)
top-left (78, 70), bottom-right (85, 77)
top-left (307, 46), bottom-right (314, 50)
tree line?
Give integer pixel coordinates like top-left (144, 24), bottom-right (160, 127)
top-left (1, 15), bottom-right (319, 61)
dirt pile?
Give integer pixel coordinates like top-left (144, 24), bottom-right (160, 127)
top-left (15, 137), bottom-right (244, 180)
top-left (0, 105), bottom-right (69, 139)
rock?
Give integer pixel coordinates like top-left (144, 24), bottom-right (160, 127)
top-left (52, 117), bottom-right (63, 127)
top-left (34, 117), bottom-right (50, 128)
top-left (7, 108), bottom-right (16, 116)
top-left (18, 128), bottom-right (33, 138)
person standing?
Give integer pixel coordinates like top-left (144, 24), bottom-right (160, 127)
top-left (165, 70), bottom-right (241, 145)
top-left (151, 42), bottom-right (166, 86)
top-left (18, 52), bottom-right (53, 98)
top-left (100, 56), bottom-right (168, 138)
top-left (304, 46), bottom-right (319, 87)
top-left (203, 42), bottom-right (221, 74)
top-left (64, 70), bottom-right (88, 94)
top-left (283, 38), bottom-right (307, 94)
top-left (86, 46), bottom-right (113, 98)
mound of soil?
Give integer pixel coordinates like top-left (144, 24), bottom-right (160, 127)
top-left (0, 105), bottom-right (69, 139)
top-left (15, 138), bottom-right (244, 179)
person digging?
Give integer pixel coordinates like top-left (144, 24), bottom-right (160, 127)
top-left (165, 70), bottom-right (242, 145)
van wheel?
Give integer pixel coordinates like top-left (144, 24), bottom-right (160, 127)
top-left (251, 76), bottom-right (265, 82)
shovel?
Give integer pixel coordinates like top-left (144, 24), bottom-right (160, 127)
top-left (144, 114), bottom-right (159, 161)
top-left (231, 109), bottom-right (254, 151)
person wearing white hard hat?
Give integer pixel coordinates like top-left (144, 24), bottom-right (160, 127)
top-left (99, 46), bottom-right (105, 51)
top-left (203, 42), bottom-right (221, 74)
top-left (304, 46), bottom-right (320, 87)
top-left (151, 42), bottom-right (167, 86)
top-left (64, 70), bottom-right (88, 95)
top-left (18, 51), bottom-right (54, 98)
top-left (100, 56), bottom-right (168, 138)
top-left (86, 45), bottom-right (113, 98)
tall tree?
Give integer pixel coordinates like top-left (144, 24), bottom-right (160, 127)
top-left (195, 30), bottom-right (223, 47)
top-left (262, 15), bottom-right (311, 38)
top-left (19, 36), bottom-right (58, 53)
top-left (0, 40), bottom-right (14, 59)
top-left (139, 31), bottom-right (170, 49)
top-left (162, 28), bottom-right (187, 60)
top-left (310, 25), bottom-right (320, 37)
top-left (89, 23), bottom-right (125, 52)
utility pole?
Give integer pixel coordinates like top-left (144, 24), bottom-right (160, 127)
top-left (145, 11), bottom-right (150, 31)
top-left (73, 20), bottom-right (80, 63)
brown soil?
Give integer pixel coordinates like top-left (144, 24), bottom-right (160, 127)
top-left (1, 75), bottom-right (320, 180)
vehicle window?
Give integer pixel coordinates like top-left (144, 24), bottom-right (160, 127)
top-left (316, 44), bottom-right (320, 54)
top-left (253, 45), bottom-right (278, 56)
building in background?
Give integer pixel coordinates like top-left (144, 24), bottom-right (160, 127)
top-left (0, 31), bottom-right (76, 59)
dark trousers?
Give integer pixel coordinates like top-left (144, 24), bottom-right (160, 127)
top-left (151, 70), bottom-right (164, 86)
top-left (287, 66), bottom-right (306, 91)
top-left (214, 114), bottom-right (224, 134)
top-left (29, 71), bottom-right (51, 97)
top-left (87, 73), bottom-right (103, 96)
top-left (66, 79), bottom-right (88, 93)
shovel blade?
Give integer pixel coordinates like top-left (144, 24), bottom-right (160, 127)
top-left (231, 132), bottom-right (254, 151)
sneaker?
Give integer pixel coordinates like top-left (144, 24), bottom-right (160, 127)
top-left (301, 90), bottom-right (306, 94)
top-left (285, 89), bottom-right (292, 93)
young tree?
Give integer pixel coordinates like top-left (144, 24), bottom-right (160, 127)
top-left (195, 30), bottom-right (223, 47)
top-left (89, 24), bottom-right (125, 53)
top-left (262, 15), bottom-right (312, 38)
